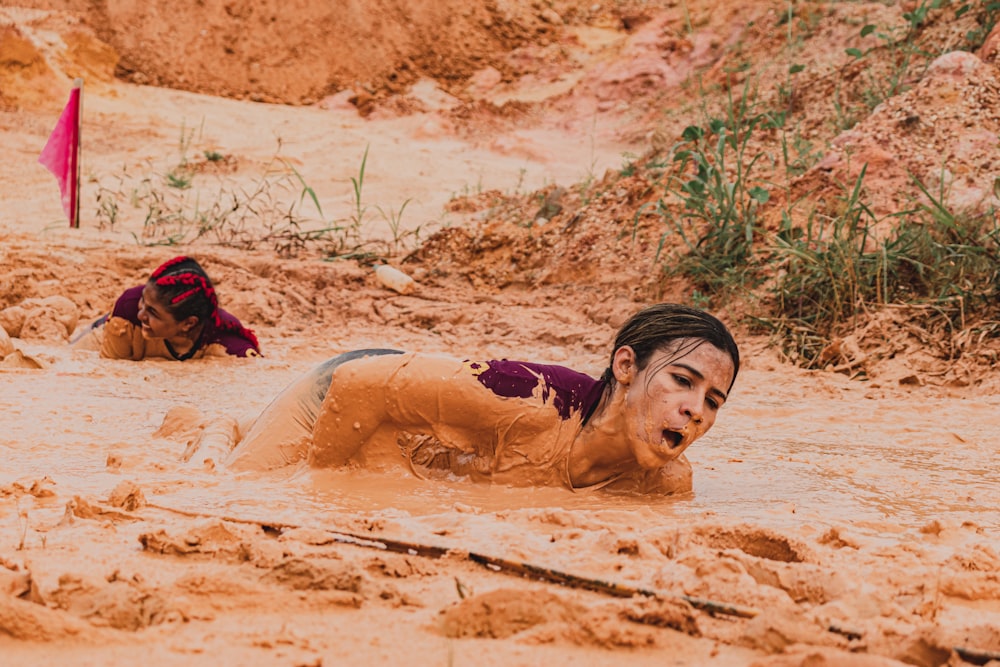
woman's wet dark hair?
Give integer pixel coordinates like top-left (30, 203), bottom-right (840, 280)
top-left (601, 303), bottom-right (740, 392)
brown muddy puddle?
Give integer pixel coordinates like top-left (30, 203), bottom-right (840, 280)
top-left (688, 431), bottom-right (999, 533)
top-left (3, 350), bottom-right (998, 543)
top-left (221, 428), bottom-right (998, 538)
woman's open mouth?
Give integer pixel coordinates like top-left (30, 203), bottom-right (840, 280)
top-left (661, 428), bottom-right (685, 451)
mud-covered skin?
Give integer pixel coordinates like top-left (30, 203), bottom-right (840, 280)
top-left (564, 339), bottom-right (734, 489)
top-left (302, 343), bottom-right (733, 493)
top-left (617, 341), bottom-right (734, 468)
top-left (309, 352), bottom-right (589, 488)
top-left (226, 349), bottom-right (403, 470)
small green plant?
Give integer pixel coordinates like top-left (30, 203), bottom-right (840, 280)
top-left (285, 160), bottom-right (325, 219)
top-left (764, 107), bottom-right (822, 187)
top-left (376, 198), bottom-right (413, 256)
top-left (93, 130), bottom-right (425, 261)
top-left (637, 79), bottom-right (774, 295)
top-left (843, 1), bottom-right (943, 112)
top-left (619, 152), bottom-right (639, 178)
top-left (760, 164), bottom-right (1000, 368)
top-left (96, 140), bottom-right (336, 255)
top-left (905, 171), bottom-right (1000, 309)
top-left (94, 167), bottom-right (128, 231)
top-left (831, 82), bottom-right (863, 133)
top-left (775, 0), bottom-right (824, 49)
top-left (512, 167), bottom-right (527, 195)
top-left (350, 144), bottom-right (370, 231)
top-left (162, 119), bottom-right (201, 189)
top-left (325, 143), bottom-right (424, 260)
top-left (769, 166), bottom-right (879, 341)
top-left (958, 1), bottom-right (1000, 49)
top-left (576, 171), bottom-right (597, 207)
top-left (680, 0), bottom-right (693, 34)
top-left (690, 290), bottom-right (711, 309)
top-left (165, 170), bottom-right (192, 189)
top-left (453, 175), bottom-right (484, 200)
top-left (903, 0), bottom-right (946, 32)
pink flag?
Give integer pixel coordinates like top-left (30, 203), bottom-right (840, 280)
top-left (38, 79), bottom-right (83, 228)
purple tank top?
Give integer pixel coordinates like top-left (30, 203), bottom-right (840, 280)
top-left (466, 359), bottom-right (606, 422)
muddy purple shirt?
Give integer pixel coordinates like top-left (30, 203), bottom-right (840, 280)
top-left (466, 359), bottom-right (606, 423)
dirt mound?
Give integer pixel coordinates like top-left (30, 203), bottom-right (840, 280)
top-left (5, 0), bottom-right (575, 105)
top-left (405, 2), bottom-right (1000, 387)
top-left (404, 177), bottom-right (689, 303)
top-left (2, 0), bottom-right (759, 114)
top-left (438, 588), bottom-right (584, 639)
top-left (0, 7), bottom-right (117, 110)
top-left (789, 50), bottom-right (1000, 234)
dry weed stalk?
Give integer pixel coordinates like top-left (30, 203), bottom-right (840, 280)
top-left (93, 138), bottom-right (425, 262)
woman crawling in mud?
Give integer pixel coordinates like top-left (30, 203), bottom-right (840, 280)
top-left (225, 303), bottom-right (738, 494)
top-left (75, 256), bottom-right (261, 360)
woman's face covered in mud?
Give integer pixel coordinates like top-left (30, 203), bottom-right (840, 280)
top-left (615, 338), bottom-right (735, 469)
top-left (137, 284), bottom-right (196, 341)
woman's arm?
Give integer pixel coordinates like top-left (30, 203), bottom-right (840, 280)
top-left (99, 316), bottom-right (143, 360)
top-left (308, 354), bottom-right (500, 468)
top-left (99, 287), bottom-right (144, 360)
top-left (309, 356), bottom-right (393, 467)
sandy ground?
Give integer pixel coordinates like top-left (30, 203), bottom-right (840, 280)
top-left (2, 1), bottom-right (1000, 666)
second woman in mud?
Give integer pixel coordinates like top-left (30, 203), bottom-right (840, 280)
top-left (77, 256), bottom-right (261, 361)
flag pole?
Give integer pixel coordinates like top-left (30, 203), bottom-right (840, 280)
top-left (38, 78), bottom-right (85, 228)
top-left (71, 78), bottom-right (83, 229)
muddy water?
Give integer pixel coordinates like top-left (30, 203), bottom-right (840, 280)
top-left (3, 353), bottom-right (998, 542)
top-left (689, 430), bottom-right (1000, 533)
top-left (265, 421), bottom-right (999, 537)
top-left (689, 376), bottom-right (1000, 535)
top-left (185, 423), bottom-right (1000, 549)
